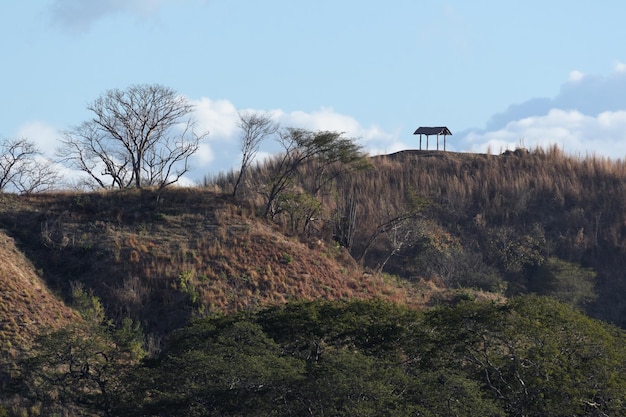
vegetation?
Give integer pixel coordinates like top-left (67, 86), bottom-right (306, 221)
top-left (0, 137), bottom-right (59, 193)
top-left (211, 146), bottom-right (626, 326)
top-left (5, 144), bottom-right (626, 415)
top-left (9, 297), bottom-right (626, 416)
top-left (232, 111), bottom-right (279, 198)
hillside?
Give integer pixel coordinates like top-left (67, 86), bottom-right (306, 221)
top-left (0, 188), bottom-right (467, 354)
top-left (374, 148), bottom-right (626, 326)
top-left (1, 145), bottom-right (625, 350)
top-left (4, 146), bottom-right (626, 415)
top-left (362, 148), bottom-right (626, 325)
top-left (0, 231), bottom-right (76, 359)
top-left (1, 145), bottom-right (626, 351)
top-left (212, 145), bottom-right (626, 326)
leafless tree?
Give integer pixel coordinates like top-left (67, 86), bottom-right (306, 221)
top-left (57, 84), bottom-right (208, 190)
top-left (233, 111), bottom-right (278, 198)
top-left (0, 138), bottom-right (38, 190)
top-left (13, 157), bottom-right (61, 194)
top-left (0, 138), bottom-right (60, 193)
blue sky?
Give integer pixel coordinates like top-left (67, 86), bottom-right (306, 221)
top-left (3, 0), bottom-right (626, 185)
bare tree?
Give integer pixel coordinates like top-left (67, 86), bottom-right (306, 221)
top-left (13, 157), bottom-right (61, 194)
top-left (0, 138), bottom-right (38, 190)
top-left (0, 138), bottom-right (59, 193)
top-left (57, 84), bottom-right (208, 190)
top-left (233, 111), bottom-right (278, 198)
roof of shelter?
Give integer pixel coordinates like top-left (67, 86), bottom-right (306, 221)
top-left (413, 126), bottom-right (452, 136)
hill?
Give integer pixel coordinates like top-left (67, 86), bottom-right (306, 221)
top-left (0, 188), bottom-right (472, 356)
top-left (0, 230), bottom-right (76, 359)
top-left (1, 145), bottom-right (625, 351)
top-left (2, 145), bottom-right (626, 352)
top-left (4, 145), bottom-right (626, 415)
top-left (213, 145), bottom-right (626, 326)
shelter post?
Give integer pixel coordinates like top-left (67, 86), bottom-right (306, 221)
top-left (412, 126), bottom-right (453, 151)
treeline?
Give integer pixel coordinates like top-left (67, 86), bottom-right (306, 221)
top-left (5, 296), bottom-right (626, 416)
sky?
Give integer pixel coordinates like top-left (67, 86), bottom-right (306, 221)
top-left (3, 0), bottom-right (626, 186)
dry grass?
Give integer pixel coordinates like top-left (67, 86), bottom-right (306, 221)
top-left (0, 187), bottom-right (454, 344)
top-left (8, 144), bottom-right (623, 350)
top-left (206, 145), bottom-right (626, 325)
top-left (0, 231), bottom-right (77, 359)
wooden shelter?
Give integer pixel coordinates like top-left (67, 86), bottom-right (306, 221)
top-left (413, 126), bottom-right (452, 151)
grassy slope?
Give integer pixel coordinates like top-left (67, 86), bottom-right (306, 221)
top-left (0, 230), bottom-right (76, 358)
top-left (2, 145), bottom-right (626, 355)
top-left (0, 188), bottom-right (478, 353)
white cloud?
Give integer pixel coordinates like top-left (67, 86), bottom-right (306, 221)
top-left (272, 106), bottom-right (406, 155)
top-left (188, 100), bottom-right (404, 179)
top-left (276, 107), bottom-right (361, 133)
top-left (15, 121), bottom-right (59, 156)
top-left (457, 65), bottom-right (626, 159)
top-left (485, 65), bottom-right (626, 132)
top-left (191, 143), bottom-right (215, 166)
top-left (462, 109), bottom-right (626, 159)
top-left (568, 70), bottom-right (584, 82)
top-left (191, 97), bottom-right (239, 140)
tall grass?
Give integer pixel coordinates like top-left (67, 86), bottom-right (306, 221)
top-left (205, 145), bottom-right (626, 324)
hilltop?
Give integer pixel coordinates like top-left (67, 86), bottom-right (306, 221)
top-left (4, 146), bottom-right (626, 415)
top-left (2, 145), bottom-right (626, 358)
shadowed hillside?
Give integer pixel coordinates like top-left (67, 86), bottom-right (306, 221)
top-left (3, 145), bottom-right (624, 343)
top-left (0, 188), bottom-right (461, 351)
top-left (0, 231), bottom-right (76, 359)
top-left (360, 147), bottom-right (626, 326)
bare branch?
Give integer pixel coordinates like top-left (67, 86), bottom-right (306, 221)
top-left (13, 157), bottom-right (62, 194)
top-left (0, 138), bottom-right (39, 191)
top-left (0, 138), bottom-right (59, 193)
top-left (56, 84), bottom-right (207, 190)
top-left (233, 111), bottom-right (279, 198)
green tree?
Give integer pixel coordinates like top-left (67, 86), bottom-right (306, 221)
top-left (276, 190), bottom-right (321, 235)
top-left (256, 300), bottom-right (504, 416)
top-left (299, 350), bottom-right (417, 417)
top-left (421, 296), bottom-right (626, 417)
top-left (137, 317), bottom-right (304, 416)
top-left (528, 257), bottom-right (598, 308)
top-left (485, 224), bottom-right (546, 275)
top-left (259, 129), bottom-right (366, 218)
top-left (75, 297), bottom-right (626, 416)
top-left (18, 285), bottom-right (145, 417)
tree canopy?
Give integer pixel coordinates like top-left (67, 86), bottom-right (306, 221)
top-left (15, 297), bottom-right (621, 416)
